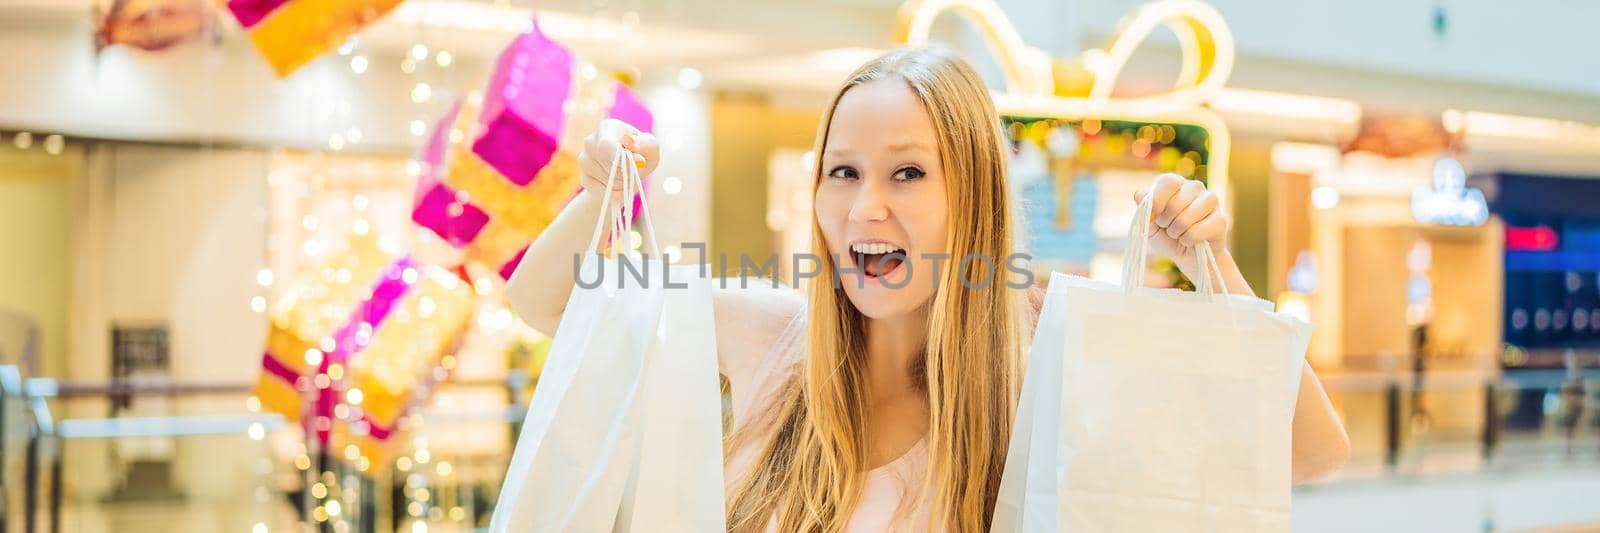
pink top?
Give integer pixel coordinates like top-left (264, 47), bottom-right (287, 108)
top-left (715, 285), bottom-right (936, 532)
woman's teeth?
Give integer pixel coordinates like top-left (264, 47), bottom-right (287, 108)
top-left (850, 242), bottom-right (903, 254)
top-left (849, 242), bottom-right (906, 279)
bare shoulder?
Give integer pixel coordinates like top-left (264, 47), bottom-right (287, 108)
top-left (712, 278), bottom-right (805, 329)
top-left (711, 278), bottom-right (805, 382)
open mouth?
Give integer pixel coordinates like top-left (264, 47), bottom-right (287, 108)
top-left (850, 241), bottom-right (906, 280)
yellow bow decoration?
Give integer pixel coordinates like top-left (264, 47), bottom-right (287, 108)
top-left (895, 0), bottom-right (1235, 200)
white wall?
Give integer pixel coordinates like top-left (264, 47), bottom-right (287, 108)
top-left (60, 142), bottom-right (272, 502)
top-left (0, 143), bottom-right (76, 377)
top-left (0, 9), bottom-right (481, 151)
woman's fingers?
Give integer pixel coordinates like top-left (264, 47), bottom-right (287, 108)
top-left (1166, 190), bottom-right (1217, 240)
top-left (1157, 179), bottom-right (1203, 227)
top-left (1146, 174), bottom-right (1184, 224)
top-left (1179, 212), bottom-right (1228, 247)
top-left (631, 132), bottom-right (661, 176)
top-left (580, 119), bottom-right (661, 193)
top-left (1133, 173), bottom-right (1230, 252)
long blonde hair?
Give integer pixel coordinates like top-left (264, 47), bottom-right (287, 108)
top-left (726, 45), bottom-right (1026, 532)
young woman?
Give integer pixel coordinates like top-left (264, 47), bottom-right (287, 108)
top-left (507, 46), bottom-right (1350, 532)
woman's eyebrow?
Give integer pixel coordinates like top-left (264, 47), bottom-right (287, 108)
top-left (823, 142), bottom-right (932, 159)
top-left (887, 141), bottom-right (933, 153)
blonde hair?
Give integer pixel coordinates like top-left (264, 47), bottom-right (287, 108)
top-left (726, 45), bottom-right (1026, 532)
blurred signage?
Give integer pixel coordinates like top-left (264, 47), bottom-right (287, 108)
top-left (1412, 157), bottom-right (1488, 226)
top-left (1506, 225), bottom-right (1559, 252)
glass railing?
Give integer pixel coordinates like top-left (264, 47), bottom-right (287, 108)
top-left (0, 361), bottom-right (1594, 532)
top-left (1310, 356), bottom-right (1600, 484)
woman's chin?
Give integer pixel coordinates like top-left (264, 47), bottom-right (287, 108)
top-left (842, 283), bottom-right (925, 321)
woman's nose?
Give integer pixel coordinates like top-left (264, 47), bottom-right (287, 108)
top-left (848, 179), bottom-right (890, 223)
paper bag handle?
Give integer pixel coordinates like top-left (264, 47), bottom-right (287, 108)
top-left (1122, 183), bottom-right (1232, 302)
top-left (585, 146), bottom-right (662, 259)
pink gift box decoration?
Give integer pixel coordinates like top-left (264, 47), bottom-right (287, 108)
top-left (410, 18), bottom-right (654, 280)
top-left (255, 253), bottom-right (473, 461)
top-left (226, 0), bottom-right (289, 28)
top-left (411, 101), bottom-right (491, 249)
top-left (471, 20), bottom-right (656, 187)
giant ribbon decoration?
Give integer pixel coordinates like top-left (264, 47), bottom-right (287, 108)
top-left (895, 0), bottom-right (1235, 200)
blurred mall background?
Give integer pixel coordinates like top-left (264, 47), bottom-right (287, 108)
top-left (0, 0), bottom-right (1598, 531)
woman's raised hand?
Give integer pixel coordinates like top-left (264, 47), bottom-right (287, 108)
top-left (579, 118), bottom-right (660, 195)
top-left (1132, 173), bottom-right (1230, 275)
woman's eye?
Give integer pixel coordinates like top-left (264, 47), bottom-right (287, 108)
top-left (827, 166), bottom-right (859, 180)
top-left (892, 166), bottom-right (926, 181)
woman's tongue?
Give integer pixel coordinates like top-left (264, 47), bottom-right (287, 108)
top-left (859, 252), bottom-right (904, 278)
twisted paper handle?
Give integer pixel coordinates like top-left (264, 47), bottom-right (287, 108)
top-left (585, 146), bottom-right (661, 259)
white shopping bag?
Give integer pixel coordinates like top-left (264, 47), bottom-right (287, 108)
top-left (491, 147), bottom-right (725, 532)
top-left (612, 260), bottom-right (726, 531)
top-left (994, 192), bottom-right (1312, 532)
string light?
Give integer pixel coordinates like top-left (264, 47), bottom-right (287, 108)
top-left (435, 50), bottom-right (452, 67)
top-left (676, 67), bottom-right (702, 90)
top-left (43, 135), bottom-right (64, 155)
top-left (350, 55), bottom-right (369, 74)
top-left (410, 44), bottom-right (429, 61)
top-left (12, 132), bottom-right (32, 149)
top-left (411, 83), bottom-right (432, 103)
top-left (410, 120), bottom-right (427, 136)
top-left (337, 36), bottom-right (359, 56)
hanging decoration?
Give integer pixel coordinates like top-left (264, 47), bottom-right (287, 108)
top-left (1343, 112), bottom-right (1454, 158)
top-left (411, 20), bottom-right (654, 280)
top-left (93, 0), bottom-right (218, 53)
top-left (255, 247), bottom-right (474, 465)
top-left (226, 0), bottom-right (406, 77)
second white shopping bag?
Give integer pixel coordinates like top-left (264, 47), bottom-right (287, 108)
top-left (993, 192), bottom-right (1312, 532)
top-left (490, 147), bottom-right (725, 532)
